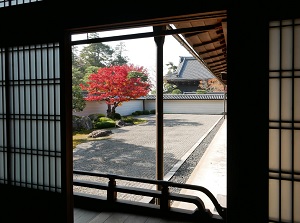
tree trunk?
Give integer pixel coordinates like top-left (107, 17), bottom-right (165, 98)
top-left (107, 102), bottom-right (119, 118)
top-left (106, 104), bottom-right (112, 117)
top-left (111, 102), bottom-right (119, 115)
top-left (112, 105), bottom-right (116, 115)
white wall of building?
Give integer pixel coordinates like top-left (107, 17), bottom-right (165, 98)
top-left (145, 100), bottom-right (226, 114)
top-left (74, 99), bottom-right (226, 116)
top-left (73, 100), bottom-right (144, 116)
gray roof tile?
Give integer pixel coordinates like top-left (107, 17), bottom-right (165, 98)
top-left (140, 93), bottom-right (226, 100)
top-left (166, 56), bottom-right (214, 81)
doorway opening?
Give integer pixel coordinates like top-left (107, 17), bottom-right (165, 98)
top-left (70, 14), bottom-right (227, 216)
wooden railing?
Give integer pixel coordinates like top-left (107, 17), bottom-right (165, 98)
top-left (73, 169), bottom-right (226, 222)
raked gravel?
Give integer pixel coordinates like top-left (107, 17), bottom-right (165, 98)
top-left (73, 114), bottom-right (225, 202)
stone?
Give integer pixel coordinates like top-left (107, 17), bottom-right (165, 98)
top-left (115, 120), bottom-right (134, 128)
top-left (88, 130), bottom-right (112, 138)
top-left (72, 115), bottom-right (93, 131)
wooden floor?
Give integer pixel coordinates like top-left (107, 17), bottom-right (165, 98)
top-left (74, 208), bottom-right (200, 223)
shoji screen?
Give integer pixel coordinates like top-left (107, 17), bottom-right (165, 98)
top-left (0, 48), bottom-right (7, 184)
top-left (269, 19), bottom-right (300, 222)
top-left (0, 0), bottom-right (42, 8)
top-left (0, 43), bottom-right (62, 192)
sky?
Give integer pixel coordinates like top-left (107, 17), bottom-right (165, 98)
top-left (72, 26), bottom-right (192, 84)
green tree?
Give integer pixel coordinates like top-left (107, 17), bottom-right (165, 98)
top-left (72, 85), bottom-right (86, 112)
top-left (72, 35), bottom-right (130, 112)
top-left (79, 33), bottom-right (114, 69)
top-left (72, 45), bottom-right (83, 70)
top-left (72, 67), bottom-right (86, 112)
top-left (166, 61), bottom-right (177, 74)
top-left (172, 89), bottom-right (182, 94)
top-left (163, 82), bottom-right (177, 94)
top-left (111, 42), bottom-right (129, 66)
top-left (83, 66), bottom-right (99, 85)
top-left (72, 67), bottom-right (85, 85)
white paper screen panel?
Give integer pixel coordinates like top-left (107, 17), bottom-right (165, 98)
top-left (0, 48), bottom-right (7, 184)
top-left (0, 0), bottom-right (42, 8)
top-left (0, 43), bottom-right (61, 192)
top-left (269, 19), bottom-right (300, 223)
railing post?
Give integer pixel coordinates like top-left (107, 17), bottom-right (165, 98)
top-left (160, 183), bottom-right (170, 211)
top-left (107, 176), bottom-right (117, 202)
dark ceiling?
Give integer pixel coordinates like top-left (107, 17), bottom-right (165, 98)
top-left (169, 10), bottom-right (227, 85)
top-left (71, 10), bottom-right (227, 85)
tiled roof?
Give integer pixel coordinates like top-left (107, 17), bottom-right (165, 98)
top-left (165, 56), bottom-right (215, 81)
top-left (140, 93), bottom-right (226, 100)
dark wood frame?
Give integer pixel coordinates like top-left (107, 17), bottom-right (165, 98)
top-left (1, 1), bottom-right (300, 223)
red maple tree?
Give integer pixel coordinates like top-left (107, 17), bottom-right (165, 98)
top-left (80, 64), bottom-right (151, 117)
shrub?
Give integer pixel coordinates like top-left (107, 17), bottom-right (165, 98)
top-left (142, 110), bottom-right (150, 115)
top-left (172, 89), bottom-right (182, 94)
top-left (88, 113), bottom-right (106, 123)
top-left (95, 117), bottom-right (116, 129)
top-left (94, 121), bottom-right (116, 129)
top-left (98, 117), bottom-right (113, 122)
top-left (196, 89), bottom-right (207, 94)
top-left (122, 116), bottom-right (146, 125)
top-left (110, 112), bottom-right (121, 120)
top-left (135, 110), bottom-right (143, 115)
top-left (122, 116), bottom-right (135, 124)
top-left (150, 109), bottom-right (156, 114)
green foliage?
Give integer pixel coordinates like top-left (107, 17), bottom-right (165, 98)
top-left (110, 42), bottom-right (129, 66)
top-left (80, 34), bottom-right (114, 68)
top-left (132, 110), bottom-right (144, 116)
top-left (166, 61), bottom-right (178, 74)
top-left (121, 116), bottom-right (147, 125)
top-left (132, 110), bottom-right (152, 116)
top-left (150, 89), bottom-right (156, 94)
top-left (127, 71), bottom-right (148, 82)
top-left (150, 109), bottom-right (156, 114)
top-left (95, 122), bottom-right (116, 129)
top-left (72, 85), bottom-right (86, 112)
top-left (94, 117), bottom-right (116, 129)
top-left (78, 34), bottom-right (129, 70)
top-left (72, 67), bottom-right (85, 86)
top-left (72, 46), bottom-right (82, 69)
top-left (83, 66), bottom-right (100, 83)
top-left (110, 113), bottom-right (121, 120)
top-left (88, 113), bottom-right (106, 125)
top-left (142, 110), bottom-right (150, 115)
top-left (99, 117), bottom-right (114, 122)
top-left (163, 82), bottom-right (177, 94)
top-left (172, 89), bottom-right (182, 94)
top-left (136, 110), bottom-right (144, 115)
top-left (121, 116), bottom-right (136, 124)
top-left (196, 89), bottom-right (207, 94)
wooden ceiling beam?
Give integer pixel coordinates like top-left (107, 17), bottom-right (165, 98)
top-left (210, 63), bottom-right (227, 69)
top-left (183, 22), bottom-right (222, 38)
top-left (209, 61), bottom-right (227, 68)
top-left (206, 57), bottom-right (226, 65)
top-left (213, 67), bottom-right (227, 73)
top-left (198, 44), bottom-right (226, 55)
top-left (203, 52), bottom-right (225, 60)
top-left (72, 23), bottom-right (224, 45)
top-left (216, 29), bottom-right (223, 35)
top-left (193, 36), bottom-right (224, 48)
top-left (210, 66), bottom-right (227, 73)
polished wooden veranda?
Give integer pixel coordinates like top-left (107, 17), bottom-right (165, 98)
top-left (72, 170), bottom-right (226, 223)
top-left (74, 207), bottom-right (205, 223)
